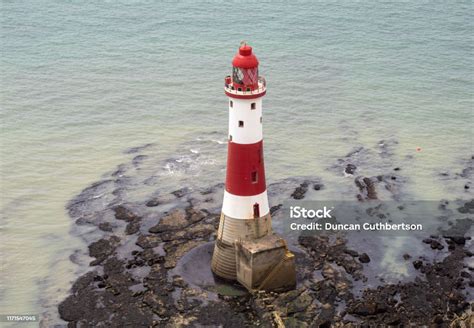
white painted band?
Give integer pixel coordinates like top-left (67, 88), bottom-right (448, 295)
top-left (222, 189), bottom-right (270, 219)
top-left (228, 97), bottom-right (263, 145)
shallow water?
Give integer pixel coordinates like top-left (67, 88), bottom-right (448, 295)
top-left (1, 1), bottom-right (472, 326)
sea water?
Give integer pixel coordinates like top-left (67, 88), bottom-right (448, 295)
top-left (1, 1), bottom-right (472, 326)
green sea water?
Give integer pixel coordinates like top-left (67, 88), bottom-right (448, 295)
top-left (1, 1), bottom-right (472, 326)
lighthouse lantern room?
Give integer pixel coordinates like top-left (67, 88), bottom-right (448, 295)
top-left (211, 43), bottom-right (296, 292)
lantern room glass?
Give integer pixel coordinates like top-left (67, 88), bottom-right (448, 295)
top-left (232, 67), bottom-right (258, 86)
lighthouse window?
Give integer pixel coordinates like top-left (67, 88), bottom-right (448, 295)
top-left (238, 120), bottom-right (244, 128)
top-left (229, 135), bottom-right (232, 141)
top-left (260, 116), bottom-right (262, 123)
top-left (251, 171), bottom-right (258, 183)
top-left (253, 203), bottom-right (260, 218)
top-left (251, 103), bottom-right (256, 110)
top-left (229, 100), bottom-right (233, 108)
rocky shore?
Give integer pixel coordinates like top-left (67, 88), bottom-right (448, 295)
top-left (58, 140), bottom-right (473, 327)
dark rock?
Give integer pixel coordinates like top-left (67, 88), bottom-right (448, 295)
top-left (136, 235), bottom-right (161, 249)
top-left (393, 167), bottom-right (400, 171)
top-left (344, 249), bottom-right (359, 257)
top-left (291, 182), bottom-right (309, 200)
top-left (58, 295), bottom-right (84, 321)
top-left (459, 166), bottom-right (473, 178)
top-left (270, 204), bottom-right (282, 215)
top-left (277, 289), bottom-right (301, 305)
top-left (318, 321), bottom-right (331, 328)
top-left (457, 206), bottom-right (468, 214)
top-left (432, 314), bottom-right (444, 324)
top-left (359, 253), bottom-right (370, 263)
top-left (186, 207), bottom-right (206, 224)
top-left (125, 221), bottom-right (140, 235)
top-left (423, 238), bottom-right (444, 250)
top-left (145, 199), bottom-right (160, 207)
top-left (103, 258), bottom-right (125, 275)
top-left (114, 205), bottom-right (141, 222)
top-left (364, 178), bottom-right (377, 199)
top-left (286, 292), bottom-right (312, 314)
top-left (350, 301), bottom-right (386, 316)
top-left (148, 223), bottom-right (163, 234)
top-left (149, 208), bottom-right (202, 234)
top-left (355, 177), bottom-right (378, 200)
top-left (172, 276), bottom-right (187, 288)
top-left (403, 253), bottom-right (411, 260)
top-left (142, 292), bottom-right (170, 317)
top-left (387, 317), bottom-right (401, 325)
top-left (93, 275), bottom-right (103, 282)
top-left (98, 222), bottom-right (113, 232)
top-left (460, 271), bottom-right (471, 279)
top-left (283, 317), bottom-right (307, 328)
top-left (413, 260), bottom-right (423, 270)
top-left (430, 240), bottom-right (444, 250)
top-left (88, 236), bottom-right (120, 265)
top-left (200, 187), bottom-right (213, 195)
top-left (172, 187), bottom-right (190, 198)
top-left (313, 183), bottom-right (323, 191)
top-left (139, 248), bottom-right (165, 266)
top-left (465, 200), bottom-right (474, 209)
top-left (194, 302), bottom-right (249, 327)
top-left (445, 236), bottom-right (466, 245)
top-left (58, 272), bottom-right (96, 321)
top-left (75, 217), bottom-right (90, 226)
top-left (345, 164), bottom-right (357, 175)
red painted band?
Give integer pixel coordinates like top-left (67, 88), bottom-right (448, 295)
top-left (225, 90), bottom-right (266, 99)
top-left (226, 140), bottom-right (266, 196)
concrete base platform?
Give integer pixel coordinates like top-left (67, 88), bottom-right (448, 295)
top-left (235, 234), bottom-right (296, 292)
top-left (211, 213), bottom-right (272, 280)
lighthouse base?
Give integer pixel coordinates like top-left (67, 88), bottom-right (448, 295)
top-left (235, 234), bottom-right (296, 292)
top-left (211, 213), bottom-right (272, 280)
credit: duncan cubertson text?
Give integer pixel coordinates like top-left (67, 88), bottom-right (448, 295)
top-left (289, 206), bottom-right (423, 231)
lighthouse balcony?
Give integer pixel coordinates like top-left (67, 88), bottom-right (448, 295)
top-left (224, 76), bottom-right (266, 99)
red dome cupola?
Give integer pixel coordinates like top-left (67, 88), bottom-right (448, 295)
top-left (232, 44), bottom-right (259, 69)
top-left (225, 43), bottom-right (266, 99)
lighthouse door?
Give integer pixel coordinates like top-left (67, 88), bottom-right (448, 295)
top-left (253, 203), bottom-right (260, 218)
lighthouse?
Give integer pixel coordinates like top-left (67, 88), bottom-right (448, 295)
top-left (211, 43), bottom-right (296, 291)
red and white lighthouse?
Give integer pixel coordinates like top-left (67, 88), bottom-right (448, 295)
top-left (211, 43), bottom-right (273, 280)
